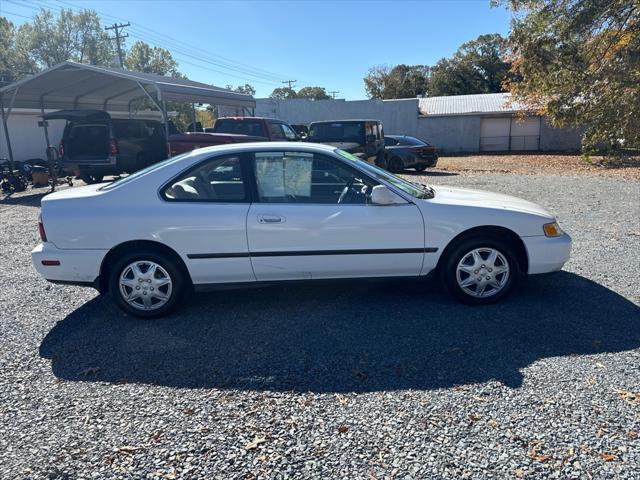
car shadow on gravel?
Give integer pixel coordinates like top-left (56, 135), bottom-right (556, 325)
top-left (39, 272), bottom-right (640, 393)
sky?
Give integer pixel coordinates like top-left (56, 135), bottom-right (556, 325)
top-left (1, 0), bottom-right (513, 99)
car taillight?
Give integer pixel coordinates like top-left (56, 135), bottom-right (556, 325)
top-left (110, 138), bottom-right (119, 155)
top-left (38, 214), bottom-right (47, 242)
top-left (58, 141), bottom-right (65, 157)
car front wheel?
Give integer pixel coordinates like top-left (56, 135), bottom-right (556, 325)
top-left (109, 251), bottom-right (184, 318)
top-left (442, 237), bottom-right (520, 305)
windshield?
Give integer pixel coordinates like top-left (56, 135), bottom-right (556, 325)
top-left (402, 136), bottom-right (429, 146)
top-left (309, 122), bottom-right (363, 143)
top-left (334, 149), bottom-right (433, 199)
top-left (99, 152), bottom-right (192, 191)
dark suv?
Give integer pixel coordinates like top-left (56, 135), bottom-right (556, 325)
top-left (306, 119), bottom-right (386, 167)
top-left (47, 110), bottom-right (167, 184)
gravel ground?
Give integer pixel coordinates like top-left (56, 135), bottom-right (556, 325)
top-left (1, 169), bottom-right (639, 479)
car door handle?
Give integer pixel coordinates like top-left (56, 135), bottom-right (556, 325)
top-left (258, 215), bottom-right (285, 224)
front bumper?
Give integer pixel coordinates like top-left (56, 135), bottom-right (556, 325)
top-left (522, 233), bottom-right (572, 274)
top-left (32, 243), bottom-right (107, 285)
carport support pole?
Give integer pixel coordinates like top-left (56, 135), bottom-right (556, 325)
top-left (191, 103), bottom-right (196, 132)
top-left (0, 95), bottom-right (16, 171)
top-left (162, 100), bottom-right (171, 157)
top-left (40, 100), bottom-right (57, 192)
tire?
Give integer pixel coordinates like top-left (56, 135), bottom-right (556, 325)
top-left (109, 250), bottom-right (185, 318)
top-left (414, 164), bottom-right (428, 172)
top-left (388, 157), bottom-right (404, 173)
top-left (80, 174), bottom-right (104, 184)
top-left (441, 236), bottom-right (520, 305)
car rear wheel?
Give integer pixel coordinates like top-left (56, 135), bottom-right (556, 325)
top-left (388, 157), bottom-right (404, 173)
top-left (109, 251), bottom-right (184, 318)
top-left (441, 236), bottom-right (520, 305)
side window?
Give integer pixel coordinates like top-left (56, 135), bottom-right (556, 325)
top-left (269, 123), bottom-right (285, 140)
top-left (384, 137), bottom-right (397, 147)
top-left (163, 155), bottom-right (247, 202)
top-left (281, 123), bottom-right (298, 140)
top-left (252, 151), bottom-right (376, 204)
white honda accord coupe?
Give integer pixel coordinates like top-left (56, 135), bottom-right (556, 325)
top-left (32, 142), bottom-right (571, 318)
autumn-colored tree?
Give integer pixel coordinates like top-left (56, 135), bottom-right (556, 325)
top-left (500, 0), bottom-right (639, 154)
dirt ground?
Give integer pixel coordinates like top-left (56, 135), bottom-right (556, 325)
top-left (435, 154), bottom-right (640, 181)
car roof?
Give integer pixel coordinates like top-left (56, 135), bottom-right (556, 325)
top-left (187, 141), bottom-right (338, 157)
top-left (309, 119), bottom-right (381, 124)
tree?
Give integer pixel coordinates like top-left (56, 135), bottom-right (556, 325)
top-left (364, 64), bottom-right (430, 99)
top-left (125, 41), bottom-right (181, 77)
top-left (500, 0), bottom-right (639, 153)
top-left (269, 86), bottom-right (297, 99)
top-left (296, 86), bottom-right (331, 100)
top-left (429, 34), bottom-right (510, 96)
top-left (225, 83), bottom-right (256, 96)
top-left (14, 8), bottom-right (112, 71)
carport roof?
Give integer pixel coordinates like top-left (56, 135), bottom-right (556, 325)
top-left (0, 61), bottom-right (255, 111)
top-left (418, 93), bottom-right (525, 116)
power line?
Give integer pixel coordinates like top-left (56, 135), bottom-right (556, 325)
top-left (48, 0), bottom-right (290, 82)
top-left (328, 90), bottom-right (340, 99)
top-left (104, 22), bottom-right (129, 68)
top-left (282, 80), bottom-right (297, 90)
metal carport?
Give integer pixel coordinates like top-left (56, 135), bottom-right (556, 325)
top-left (0, 60), bottom-right (256, 169)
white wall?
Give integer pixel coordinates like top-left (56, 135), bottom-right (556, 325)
top-left (255, 98), bottom-right (420, 136)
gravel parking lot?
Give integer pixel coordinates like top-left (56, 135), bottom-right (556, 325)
top-left (1, 162), bottom-right (639, 479)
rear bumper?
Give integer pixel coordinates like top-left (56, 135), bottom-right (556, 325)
top-left (522, 233), bottom-right (572, 274)
top-left (32, 243), bottom-right (107, 286)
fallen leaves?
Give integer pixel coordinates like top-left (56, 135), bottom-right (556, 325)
top-left (245, 435), bottom-right (266, 450)
top-left (628, 431), bottom-right (638, 440)
top-left (528, 448), bottom-right (551, 462)
top-left (467, 413), bottom-right (482, 422)
top-left (614, 389), bottom-right (640, 406)
top-left (117, 445), bottom-right (145, 455)
top-left (598, 452), bottom-right (617, 462)
top-left (153, 470), bottom-right (177, 480)
top-left (335, 394), bottom-right (349, 405)
top-left (487, 419), bottom-right (499, 429)
top-left (515, 468), bottom-right (525, 478)
top-left (337, 425), bottom-right (349, 434)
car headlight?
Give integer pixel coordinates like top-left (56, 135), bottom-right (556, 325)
top-left (543, 221), bottom-right (564, 237)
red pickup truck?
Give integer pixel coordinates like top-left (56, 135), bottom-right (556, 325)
top-left (168, 117), bottom-right (300, 156)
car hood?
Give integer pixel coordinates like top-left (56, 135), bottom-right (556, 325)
top-left (429, 185), bottom-right (554, 218)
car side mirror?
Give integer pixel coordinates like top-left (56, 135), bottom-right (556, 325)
top-left (370, 185), bottom-right (406, 205)
top-left (366, 134), bottom-right (376, 143)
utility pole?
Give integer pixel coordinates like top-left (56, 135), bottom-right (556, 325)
top-left (329, 90), bottom-right (340, 99)
top-left (105, 22), bottom-right (130, 68)
top-left (282, 79), bottom-right (297, 90)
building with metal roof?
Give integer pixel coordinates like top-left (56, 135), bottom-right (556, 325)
top-left (256, 93), bottom-right (582, 154)
top-left (418, 92), bottom-right (525, 116)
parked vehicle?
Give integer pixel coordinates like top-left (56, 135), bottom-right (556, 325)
top-left (33, 142), bottom-right (571, 318)
top-left (168, 117), bottom-right (299, 156)
top-left (384, 135), bottom-right (439, 172)
top-left (306, 120), bottom-right (386, 167)
top-left (48, 110), bottom-right (167, 184)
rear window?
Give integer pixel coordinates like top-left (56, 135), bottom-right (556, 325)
top-left (214, 120), bottom-right (265, 137)
top-left (308, 122), bottom-right (364, 142)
